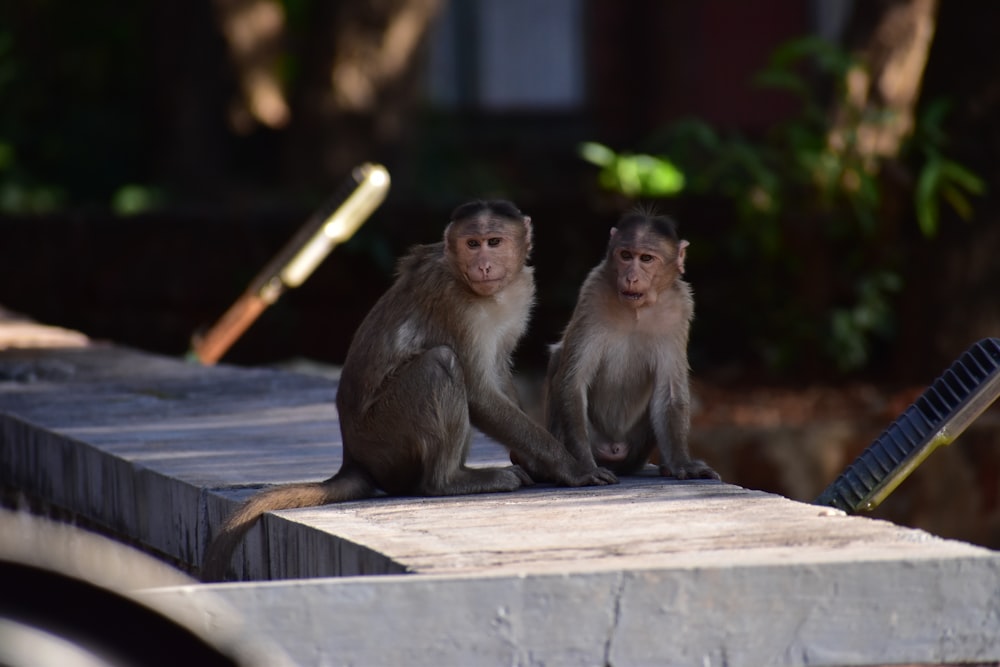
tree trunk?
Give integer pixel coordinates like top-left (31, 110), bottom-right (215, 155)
top-left (282, 0), bottom-right (444, 187)
top-left (212, 0), bottom-right (290, 133)
top-left (891, 1), bottom-right (1000, 379)
top-left (830, 0), bottom-right (939, 166)
top-left (811, 0), bottom-right (942, 377)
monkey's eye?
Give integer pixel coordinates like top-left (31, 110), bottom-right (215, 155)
top-left (466, 239), bottom-right (480, 249)
top-left (640, 254), bottom-right (655, 263)
top-left (487, 237), bottom-right (502, 247)
top-left (620, 250), bottom-right (633, 261)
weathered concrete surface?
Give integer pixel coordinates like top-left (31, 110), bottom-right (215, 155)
top-left (2, 342), bottom-right (1000, 666)
top-left (0, 345), bottom-right (342, 570)
top-left (140, 558), bottom-right (1000, 667)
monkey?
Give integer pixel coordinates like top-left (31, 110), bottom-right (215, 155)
top-left (543, 209), bottom-right (719, 481)
top-left (201, 199), bottom-right (618, 581)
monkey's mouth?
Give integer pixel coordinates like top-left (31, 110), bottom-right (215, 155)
top-left (470, 278), bottom-right (504, 295)
top-left (620, 291), bottom-right (644, 301)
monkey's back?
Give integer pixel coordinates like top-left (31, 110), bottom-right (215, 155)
top-left (337, 244), bottom-right (447, 415)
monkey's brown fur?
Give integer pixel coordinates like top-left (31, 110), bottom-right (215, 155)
top-left (544, 210), bottom-right (719, 480)
top-left (201, 200), bottom-right (616, 581)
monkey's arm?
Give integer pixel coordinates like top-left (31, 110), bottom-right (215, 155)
top-left (545, 338), bottom-right (603, 468)
top-left (500, 373), bottom-right (524, 409)
top-left (650, 379), bottom-right (719, 480)
top-left (469, 382), bottom-right (616, 487)
top-left (651, 379), bottom-right (690, 465)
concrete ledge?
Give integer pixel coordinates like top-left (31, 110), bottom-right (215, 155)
top-left (3, 344), bottom-right (1000, 665)
top-left (140, 556), bottom-right (1000, 667)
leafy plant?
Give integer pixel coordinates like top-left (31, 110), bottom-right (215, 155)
top-left (911, 99), bottom-right (985, 237)
top-left (581, 36), bottom-right (984, 374)
top-left (828, 271), bottom-right (903, 372)
top-left (578, 142), bottom-right (685, 198)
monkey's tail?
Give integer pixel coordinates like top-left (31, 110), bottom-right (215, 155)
top-left (200, 467), bottom-right (375, 582)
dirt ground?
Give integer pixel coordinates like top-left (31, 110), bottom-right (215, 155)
top-left (689, 378), bottom-right (1000, 551)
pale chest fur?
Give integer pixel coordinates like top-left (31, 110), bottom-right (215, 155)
top-left (585, 337), bottom-right (685, 441)
top-left (461, 269), bottom-right (534, 381)
top-left (578, 282), bottom-right (691, 438)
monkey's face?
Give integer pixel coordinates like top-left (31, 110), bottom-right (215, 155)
top-left (447, 217), bottom-right (529, 297)
top-left (612, 245), bottom-right (675, 309)
top-left (451, 234), bottom-right (523, 296)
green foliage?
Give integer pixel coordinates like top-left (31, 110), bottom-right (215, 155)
top-left (828, 271), bottom-right (903, 372)
top-left (0, 4), bottom-right (160, 215)
top-left (111, 185), bottom-right (166, 216)
top-left (911, 99), bottom-right (986, 237)
top-left (578, 142), bottom-right (685, 198)
top-left (582, 36), bottom-right (984, 375)
top-left (0, 182), bottom-right (64, 215)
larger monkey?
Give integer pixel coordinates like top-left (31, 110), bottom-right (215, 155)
top-left (202, 200), bottom-right (617, 581)
top-left (544, 210), bottom-right (719, 480)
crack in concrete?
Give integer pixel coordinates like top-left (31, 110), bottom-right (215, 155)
top-left (604, 572), bottom-right (626, 667)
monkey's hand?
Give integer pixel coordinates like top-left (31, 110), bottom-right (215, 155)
top-left (559, 464), bottom-right (619, 487)
top-left (660, 459), bottom-right (720, 481)
top-left (510, 453), bottom-right (618, 486)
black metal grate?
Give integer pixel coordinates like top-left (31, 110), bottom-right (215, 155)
top-left (815, 338), bottom-right (1000, 513)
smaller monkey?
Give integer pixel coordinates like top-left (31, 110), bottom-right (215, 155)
top-left (544, 209), bottom-right (719, 480)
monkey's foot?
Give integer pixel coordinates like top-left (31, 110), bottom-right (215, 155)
top-left (660, 459), bottom-right (720, 481)
top-left (507, 465), bottom-right (535, 487)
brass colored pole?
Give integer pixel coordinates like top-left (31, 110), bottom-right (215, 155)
top-left (189, 293), bottom-right (270, 366)
top-left (190, 163), bottom-right (390, 365)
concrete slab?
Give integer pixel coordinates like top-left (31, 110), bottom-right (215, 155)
top-left (2, 343), bottom-right (1000, 666)
top-left (139, 557), bottom-right (1000, 667)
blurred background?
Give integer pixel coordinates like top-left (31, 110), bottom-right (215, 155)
top-left (1, 0), bottom-right (998, 546)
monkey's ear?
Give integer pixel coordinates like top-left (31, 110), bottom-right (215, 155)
top-left (609, 227), bottom-right (618, 239)
top-left (677, 239), bottom-right (690, 274)
top-left (443, 222), bottom-right (454, 245)
top-left (523, 216), bottom-right (533, 253)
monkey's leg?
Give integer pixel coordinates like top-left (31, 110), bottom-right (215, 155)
top-left (657, 408), bottom-right (720, 481)
top-left (363, 346), bottom-right (530, 497)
